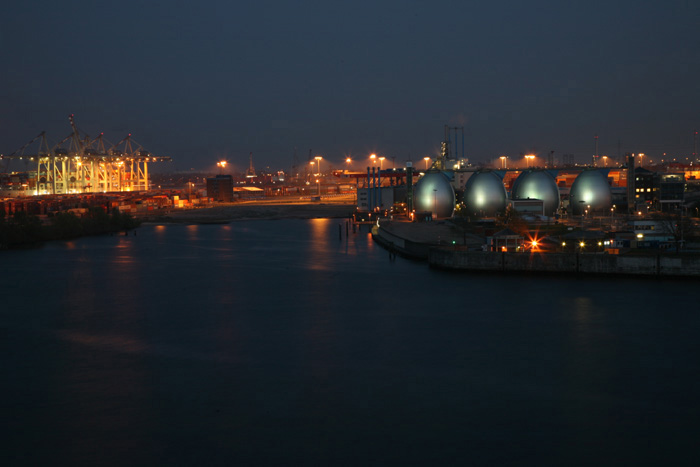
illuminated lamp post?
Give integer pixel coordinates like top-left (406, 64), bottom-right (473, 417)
top-left (316, 178), bottom-right (320, 196)
top-left (379, 156), bottom-right (385, 171)
top-left (315, 156), bottom-right (322, 176)
top-left (424, 156), bottom-right (431, 170)
top-left (433, 188), bottom-right (438, 218)
top-left (602, 155), bottom-right (608, 167)
top-left (370, 153), bottom-right (377, 165)
top-left (525, 154), bottom-right (535, 168)
top-left (217, 160), bottom-right (227, 174)
top-left (610, 205), bottom-right (615, 229)
top-left (346, 157), bottom-right (355, 201)
top-left (500, 156), bottom-right (507, 169)
top-left (639, 153), bottom-right (645, 167)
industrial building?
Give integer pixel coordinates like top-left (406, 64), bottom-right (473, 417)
top-left (206, 175), bottom-right (233, 202)
top-left (632, 168), bottom-right (686, 212)
top-left (356, 155), bottom-right (694, 222)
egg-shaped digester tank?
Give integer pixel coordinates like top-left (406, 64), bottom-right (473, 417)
top-left (463, 171), bottom-right (507, 217)
top-left (511, 170), bottom-right (561, 216)
top-left (569, 170), bottom-right (612, 215)
top-left (413, 171), bottom-right (455, 218)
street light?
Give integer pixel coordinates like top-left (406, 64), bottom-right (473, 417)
top-left (346, 157), bottom-right (356, 200)
top-left (309, 160), bottom-right (316, 177)
top-left (602, 155), bottom-right (608, 167)
top-left (525, 154), bottom-right (535, 168)
top-left (433, 188), bottom-right (438, 218)
top-left (638, 153), bottom-right (645, 167)
top-left (316, 178), bottom-right (320, 196)
top-left (500, 156), bottom-right (507, 169)
top-left (315, 156), bottom-right (322, 176)
top-left (379, 156), bottom-right (385, 171)
top-left (370, 154), bottom-right (377, 165)
top-left (217, 160), bottom-right (227, 174)
top-left (610, 205), bottom-right (615, 229)
top-left (424, 156), bottom-right (431, 170)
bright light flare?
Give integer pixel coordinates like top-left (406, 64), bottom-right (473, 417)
top-left (527, 233), bottom-right (541, 251)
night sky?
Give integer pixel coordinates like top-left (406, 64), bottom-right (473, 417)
top-left (2, 0), bottom-right (699, 172)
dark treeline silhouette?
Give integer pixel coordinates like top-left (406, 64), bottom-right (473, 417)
top-left (0, 208), bottom-right (140, 248)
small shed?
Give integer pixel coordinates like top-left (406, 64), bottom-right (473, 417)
top-left (488, 228), bottom-right (524, 252)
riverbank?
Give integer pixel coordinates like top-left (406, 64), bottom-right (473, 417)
top-left (0, 209), bottom-right (139, 249)
top-left (150, 202), bottom-right (356, 224)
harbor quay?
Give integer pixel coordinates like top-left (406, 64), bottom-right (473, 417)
top-left (372, 220), bottom-right (700, 277)
top-left (428, 248), bottom-right (700, 278)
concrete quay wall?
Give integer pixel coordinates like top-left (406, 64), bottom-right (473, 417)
top-left (372, 225), bottom-right (432, 259)
top-left (429, 249), bottom-right (700, 277)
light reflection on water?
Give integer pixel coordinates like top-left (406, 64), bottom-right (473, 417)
top-left (307, 218), bottom-right (334, 271)
top-left (2, 219), bottom-right (700, 465)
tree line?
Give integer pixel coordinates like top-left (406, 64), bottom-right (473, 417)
top-left (0, 207), bottom-right (140, 249)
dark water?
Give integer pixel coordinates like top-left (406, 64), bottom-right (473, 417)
top-left (2, 219), bottom-right (699, 466)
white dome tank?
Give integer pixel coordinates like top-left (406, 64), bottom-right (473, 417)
top-left (414, 171), bottom-right (455, 218)
top-left (569, 170), bottom-right (612, 215)
top-left (512, 170), bottom-right (561, 216)
top-left (463, 171), bottom-right (507, 217)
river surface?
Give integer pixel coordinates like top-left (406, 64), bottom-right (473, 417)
top-left (2, 219), bottom-right (699, 466)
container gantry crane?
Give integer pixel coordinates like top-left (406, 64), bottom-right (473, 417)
top-left (0, 115), bottom-right (170, 195)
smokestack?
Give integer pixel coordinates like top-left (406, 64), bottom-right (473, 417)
top-left (594, 134), bottom-right (599, 167)
top-left (367, 167), bottom-right (372, 211)
top-left (373, 167), bottom-right (378, 210)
